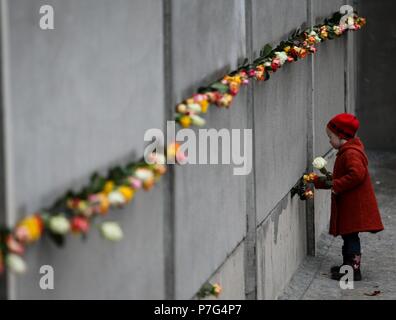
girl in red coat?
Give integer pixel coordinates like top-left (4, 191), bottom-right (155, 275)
top-left (313, 113), bottom-right (384, 281)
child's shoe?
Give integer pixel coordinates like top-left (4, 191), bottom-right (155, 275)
top-left (330, 254), bottom-right (362, 281)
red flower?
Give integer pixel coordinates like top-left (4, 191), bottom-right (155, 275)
top-left (71, 216), bottom-right (90, 234)
top-left (271, 59), bottom-right (281, 72)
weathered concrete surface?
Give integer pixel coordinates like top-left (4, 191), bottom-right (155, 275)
top-left (313, 0), bottom-right (346, 157)
top-left (172, 0), bottom-right (248, 300)
top-left (314, 150), bottom-right (336, 241)
top-left (256, 194), bottom-right (307, 299)
top-left (279, 150), bottom-right (396, 300)
top-left (252, 0), bottom-right (309, 224)
top-left (5, 0), bottom-right (165, 299)
top-left (195, 241), bottom-right (245, 300)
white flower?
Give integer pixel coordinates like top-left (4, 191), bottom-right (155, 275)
top-left (312, 157), bottom-right (328, 169)
top-left (347, 16), bottom-right (355, 28)
top-left (49, 215), bottom-right (70, 235)
top-left (190, 114), bottom-right (206, 127)
top-left (100, 222), bottom-right (123, 241)
top-left (6, 254), bottom-right (27, 274)
top-left (134, 168), bottom-right (154, 181)
top-left (108, 190), bottom-right (125, 206)
top-left (187, 103), bottom-right (202, 113)
top-left (275, 52), bottom-right (288, 65)
top-left (147, 152), bottom-right (166, 165)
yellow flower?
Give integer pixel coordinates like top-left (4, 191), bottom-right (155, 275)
top-left (179, 115), bottom-right (192, 128)
top-left (284, 46), bottom-right (291, 53)
top-left (167, 142), bottom-right (180, 160)
top-left (176, 103), bottom-right (187, 113)
top-left (118, 186), bottom-right (135, 202)
top-left (200, 100), bottom-right (209, 113)
top-left (98, 193), bottom-right (110, 215)
top-left (103, 180), bottom-right (115, 194)
top-left (16, 215), bottom-right (43, 243)
top-left (212, 283), bottom-right (222, 297)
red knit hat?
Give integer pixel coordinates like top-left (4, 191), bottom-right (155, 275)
top-left (327, 113), bottom-right (359, 140)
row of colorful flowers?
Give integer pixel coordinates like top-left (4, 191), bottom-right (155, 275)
top-left (0, 149), bottom-right (182, 274)
top-left (174, 12), bottom-right (366, 128)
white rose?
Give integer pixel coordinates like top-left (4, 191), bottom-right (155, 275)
top-left (190, 114), bottom-right (206, 127)
top-left (108, 191), bottom-right (125, 206)
top-left (187, 103), bottom-right (202, 113)
top-left (312, 157), bottom-right (327, 169)
top-left (275, 51), bottom-right (288, 65)
top-left (100, 222), bottom-right (123, 241)
top-left (347, 16), bottom-right (355, 27)
top-left (147, 152), bottom-right (166, 165)
top-left (134, 168), bottom-right (154, 181)
top-left (49, 215), bottom-right (70, 235)
top-left (6, 254), bottom-right (27, 274)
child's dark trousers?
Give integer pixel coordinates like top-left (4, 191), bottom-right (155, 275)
top-left (342, 232), bottom-right (361, 255)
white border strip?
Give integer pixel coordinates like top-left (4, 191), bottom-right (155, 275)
top-left (1, 0), bottom-right (16, 300)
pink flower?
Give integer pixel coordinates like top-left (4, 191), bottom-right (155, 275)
top-left (176, 151), bottom-right (187, 164)
top-left (129, 177), bottom-right (142, 189)
top-left (6, 235), bottom-right (25, 255)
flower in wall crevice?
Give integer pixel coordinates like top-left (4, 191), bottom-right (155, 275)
top-left (0, 151), bottom-right (168, 275)
top-left (174, 11), bottom-right (366, 128)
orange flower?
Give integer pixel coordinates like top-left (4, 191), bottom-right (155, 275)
top-left (303, 173), bottom-right (318, 183)
top-left (143, 177), bottom-right (155, 191)
top-left (15, 214), bottom-right (43, 243)
top-left (98, 193), bottom-right (110, 215)
top-left (118, 186), bottom-right (135, 203)
top-left (211, 283), bottom-right (222, 297)
top-left (153, 164), bottom-right (167, 176)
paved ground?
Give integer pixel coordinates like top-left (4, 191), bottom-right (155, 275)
top-left (279, 150), bottom-right (396, 300)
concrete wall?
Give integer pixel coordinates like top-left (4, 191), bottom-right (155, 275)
top-left (2, 0), bottom-right (165, 299)
top-left (0, 0), bottom-right (357, 299)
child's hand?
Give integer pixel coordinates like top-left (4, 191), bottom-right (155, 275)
top-left (313, 175), bottom-right (333, 190)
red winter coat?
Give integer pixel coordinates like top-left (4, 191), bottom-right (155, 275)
top-left (314, 137), bottom-right (384, 236)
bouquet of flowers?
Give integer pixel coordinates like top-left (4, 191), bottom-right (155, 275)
top-left (293, 156), bottom-right (334, 201)
top-left (196, 282), bottom-right (222, 299)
